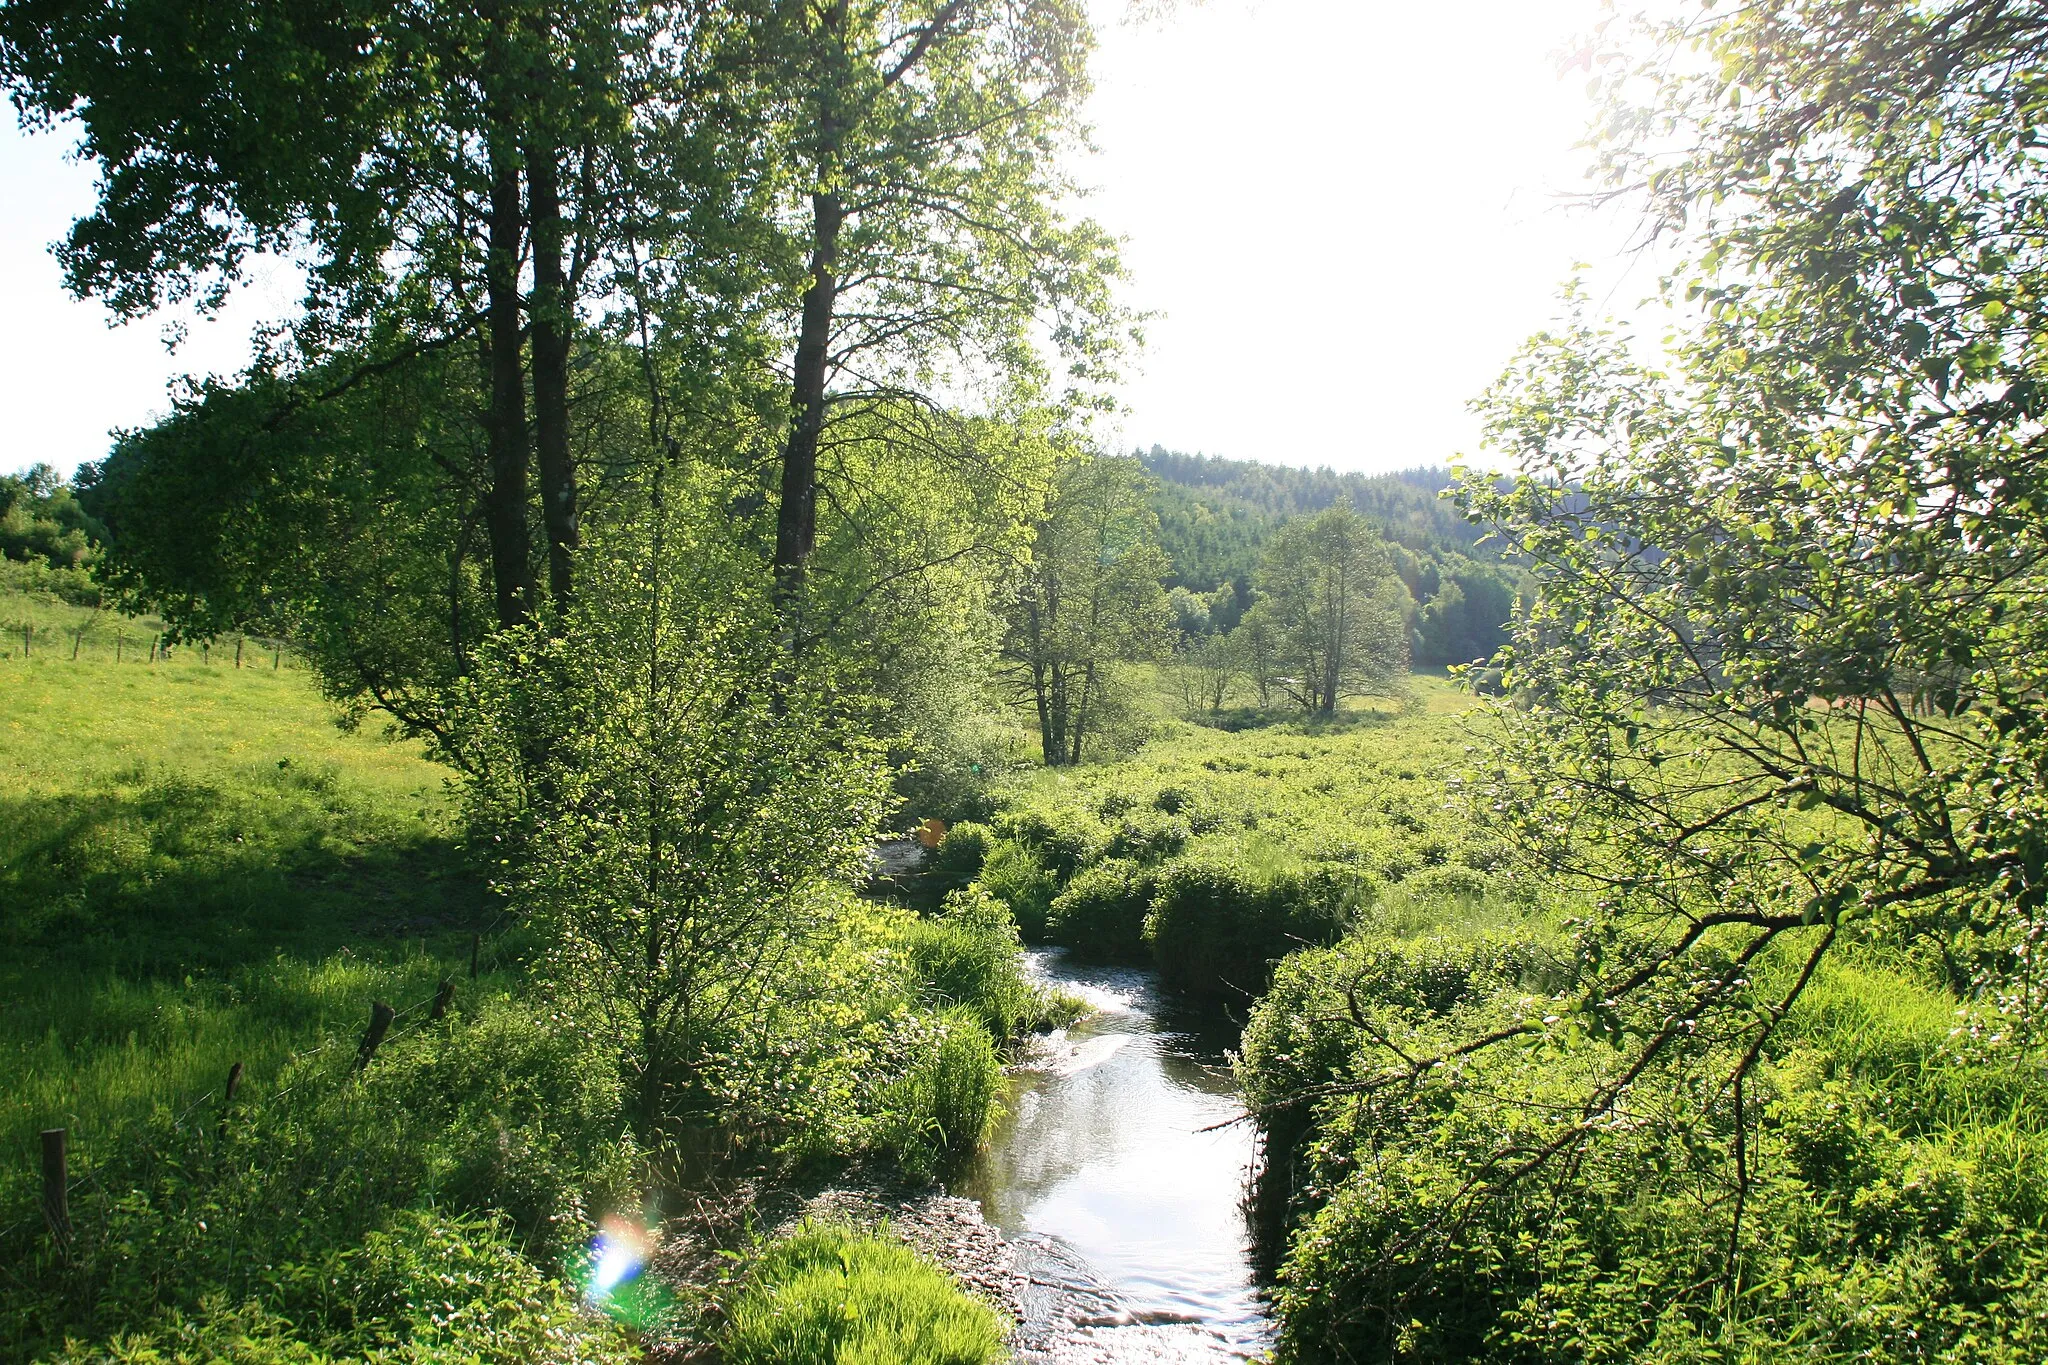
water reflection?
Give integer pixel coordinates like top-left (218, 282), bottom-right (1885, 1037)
top-left (953, 949), bottom-right (1274, 1358)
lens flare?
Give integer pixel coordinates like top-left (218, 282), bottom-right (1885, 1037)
top-left (583, 1216), bottom-right (649, 1308)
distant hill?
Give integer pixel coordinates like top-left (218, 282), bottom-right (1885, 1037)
top-left (1139, 448), bottom-right (1491, 593)
top-left (1138, 447), bottom-right (1517, 669)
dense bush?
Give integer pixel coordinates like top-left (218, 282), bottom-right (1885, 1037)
top-left (1143, 857), bottom-right (1358, 997)
top-left (992, 807), bottom-right (1099, 879)
top-left (923, 820), bottom-right (994, 894)
top-left (1045, 858), bottom-right (1155, 960)
top-left (720, 1223), bottom-right (1006, 1365)
top-left (974, 837), bottom-right (1059, 939)
top-left (1240, 929), bottom-right (2048, 1364)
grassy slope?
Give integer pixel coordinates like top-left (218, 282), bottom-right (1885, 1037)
top-left (0, 588), bottom-right (488, 1215)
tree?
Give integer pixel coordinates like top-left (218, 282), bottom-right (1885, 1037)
top-left (1, 0), bottom-right (723, 626)
top-left (1170, 632), bottom-right (1238, 719)
top-left (997, 455), bottom-right (1170, 766)
top-left (1254, 502), bottom-right (1408, 716)
top-left (744, 0), bottom-right (1129, 612)
top-left (1, 464), bottom-right (102, 571)
top-left (455, 486), bottom-right (888, 1130)
top-left (1234, 604), bottom-right (1282, 710)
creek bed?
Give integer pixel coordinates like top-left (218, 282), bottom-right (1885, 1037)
top-left (952, 948), bottom-right (1275, 1362)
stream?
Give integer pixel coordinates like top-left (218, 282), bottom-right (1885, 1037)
top-left (952, 948), bottom-right (1275, 1362)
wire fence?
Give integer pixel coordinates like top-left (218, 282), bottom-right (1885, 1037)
top-left (0, 618), bottom-right (304, 671)
top-left (0, 932), bottom-right (520, 1256)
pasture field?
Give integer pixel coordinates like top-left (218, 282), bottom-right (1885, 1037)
top-left (0, 587), bottom-right (489, 1268)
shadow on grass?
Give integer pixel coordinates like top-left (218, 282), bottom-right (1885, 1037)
top-left (0, 761), bottom-right (491, 982)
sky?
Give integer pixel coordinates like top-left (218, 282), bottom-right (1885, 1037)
top-left (0, 0), bottom-right (1637, 481)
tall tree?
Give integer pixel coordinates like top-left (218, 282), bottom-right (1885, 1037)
top-left (743, 0), bottom-right (1128, 613)
top-left (1255, 502), bottom-right (1408, 716)
top-left (1251, 2), bottom-right (2048, 1349)
top-left (0, 0), bottom-right (679, 626)
top-left (997, 455), bottom-right (1170, 766)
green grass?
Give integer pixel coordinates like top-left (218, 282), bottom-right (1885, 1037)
top-left (0, 587), bottom-right (489, 1221)
top-left (720, 1223), bottom-right (1008, 1365)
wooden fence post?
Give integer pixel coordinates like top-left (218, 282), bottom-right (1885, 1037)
top-left (41, 1128), bottom-right (70, 1247)
top-left (21, 625), bottom-right (30, 658)
top-left (469, 933), bottom-right (481, 980)
top-left (218, 1061), bottom-right (244, 1139)
top-left (71, 628), bottom-right (82, 661)
top-left (202, 641), bottom-right (209, 665)
top-left (115, 634), bottom-right (123, 663)
top-left (235, 638), bottom-right (243, 668)
top-left (430, 979), bottom-right (455, 1021)
top-left (353, 1001), bottom-right (396, 1072)
top-left (273, 646), bottom-right (281, 670)
top-left (150, 635), bottom-right (160, 663)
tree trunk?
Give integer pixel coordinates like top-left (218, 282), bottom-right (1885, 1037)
top-left (1067, 662), bottom-right (1096, 766)
top-left (528, 139), bottom-right (579, 611)
top-left (773, 187), bottom-right (844, 606)
top-left (1042, 662), bottom-right (1070, 766)
top-left (483, 134), bottom-right (534, 629)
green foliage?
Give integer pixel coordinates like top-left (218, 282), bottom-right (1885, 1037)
top-left (1, 463), bottom-right (102, 573)
top-left (1284, 4), bottom-right (2048, 1357)
top-left (5, 993), bottom-right (640, 1362)
top-left (901, 886), bottom-right (1043, 1040)
top-left (995, 454), bottom-right (1173, 766)
top-left (720, 1223), bottom-right (1007, 1365)
top-left (968, 680), bottom-right (1498, 991)
top-left (1142, 450), bottom-right (1519, 669)
top-left (1046, 858), bottom-right (1155, 961)
top-left (923, 821), bottom-right (994, 896)
top-left (1253, 502), bottom-right (1410, 716)
top-left (874, 1011), bottom-right (1006, 1182)
top-left (1243, 932), bottom-right (2048, 1364)
top-left (973, 838), bottom-right (1062, 941)
top-left (454, 498), bottom-right (890, 1131)
top-left (1140, 449), bottom-right (1492, 581)
top-left (1144, 857), bottom-right (1354, 998)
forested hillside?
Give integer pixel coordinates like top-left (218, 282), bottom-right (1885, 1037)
top-left (1142, 448), bottom-right (1519, 668)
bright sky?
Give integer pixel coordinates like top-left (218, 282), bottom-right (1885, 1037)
top-left (0, 0), bottom-right (1635, 480)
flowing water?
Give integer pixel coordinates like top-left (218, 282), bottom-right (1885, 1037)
top-left (952, 948), bottom-right (1275, 1361)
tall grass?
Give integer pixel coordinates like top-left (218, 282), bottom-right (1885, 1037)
top-left (720, 1223), bottom-right (1007, 1365)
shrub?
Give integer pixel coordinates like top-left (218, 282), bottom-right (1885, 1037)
top-left (1102, 808), bottom-right (1191, 863)
top-left (902, 887), bottom-right (1036, 1038)
top-left (720, 1223), bottom-right (1006, 1365)
top-left (875, 1010), bottom-right (1004, 1180)
top-left (992, 808), bottom-right (1096, 879)
top-left (1045, 859), bottom-right (1154, 961)
top-left (1242, 935), bottom-right (2048, 1365)
top-left (922, 821), bottom-right (993, 896)
top-left (1144, 858), bottom-right (1356, 997)
top-left (974, 838), bottom-right (1059, 940)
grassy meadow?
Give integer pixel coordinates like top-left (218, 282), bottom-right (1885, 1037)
top-left (1, 586), bottom-right (487, 1206)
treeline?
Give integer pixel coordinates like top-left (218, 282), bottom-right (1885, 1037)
top-left (1143, 448), bottom-right (1521, 669)
top-left (1, 462), bottom-right (102, 595)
